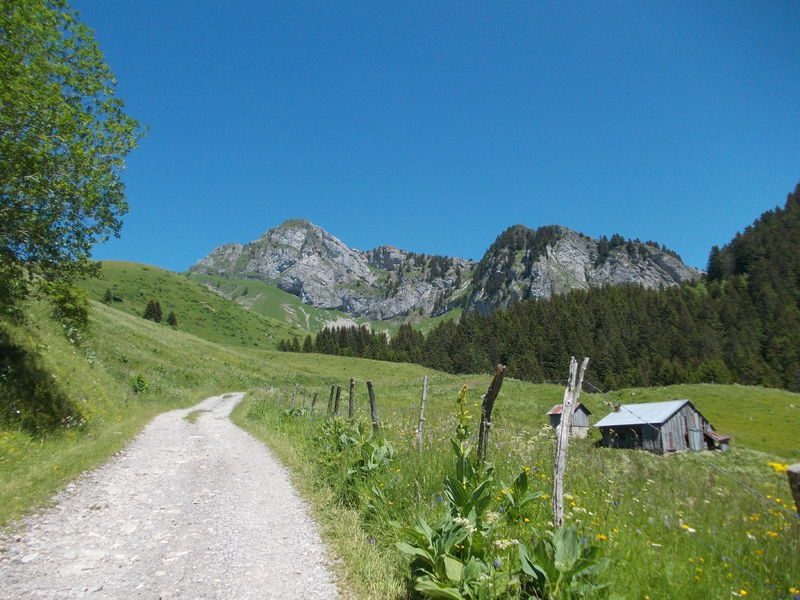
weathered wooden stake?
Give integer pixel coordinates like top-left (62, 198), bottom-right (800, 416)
top-left (477, 364), bottom-right (507, 464)
top-left (348, 378), bottom-right (356, 419)
top-left (311, 392), bottom-right (318, 410)
top-left (416, 375), bottom-right (429, 453)
top-left (327, 385), bottom-right (335, 415)
top-left (302, 389), bottom-right (307, 407)
top-left (366, 380), bottom-right (380, 436)
top-left (788, 464), bottom-right (800, 514)
top-left (552, 356), bottom-right (590, 527)
top-left (333, 385), bottom-right (342, 416)
top-left (291, 384), bottom-right (298, 406)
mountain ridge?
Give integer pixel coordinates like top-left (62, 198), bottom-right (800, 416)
top-left (191, 219), bottom-right (701, 320)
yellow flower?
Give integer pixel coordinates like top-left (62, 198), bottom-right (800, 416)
top-left (768, 461), bottom-right (788, 474)
top-left (595, 533), bottom-right (608, 542)
top-left (766, 530), bottom-right (778, 538)
top-left (789, 587), bottom-right (799, 595)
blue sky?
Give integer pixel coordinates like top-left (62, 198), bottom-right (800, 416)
top-left (74, 1), bottom-right (800, 270)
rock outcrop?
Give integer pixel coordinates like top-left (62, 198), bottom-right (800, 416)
top-left (465, 225), bottom-right (701, 314)
top-left (192, 220), bottom-right (701, 321)
top-left (191, 220), bottom-right (474, 320)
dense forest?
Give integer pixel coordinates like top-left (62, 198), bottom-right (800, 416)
top-left (281, 183), bottom-right (800, 391)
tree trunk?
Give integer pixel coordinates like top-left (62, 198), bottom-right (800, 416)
top-left (327, 385), bottom-right (335, 416)
top-left (416, 375), bottom-right (428, 453)
top-left (366, 380), bottom-right (380, 437)
top-left (333, 385), bottom-right (342, 416)
top-left (477, 364), bottom-right (506, 464)
top-left (348, 378), bottom-right (356, 419)
top-left (552, 357), bottom-right (590, 527)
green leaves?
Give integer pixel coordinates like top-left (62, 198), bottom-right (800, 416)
top-left (0, 0), bottom-right (142, 311)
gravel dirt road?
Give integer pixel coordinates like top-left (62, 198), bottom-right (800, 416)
top-left (0, 393), bottom-right (339, 599)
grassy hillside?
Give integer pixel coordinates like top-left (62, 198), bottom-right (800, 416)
top-left (237, 374), bottom-right (799, 599)
top-left (2, 279), bottom-right (798, 598)
top-left (190, 271), bottom-right (463, 336)
top-left (79, 261), bottom-right (303, 348)
top-left (190, 272), bottom-right (362, 331)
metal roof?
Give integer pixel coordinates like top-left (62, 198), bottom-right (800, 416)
top-left (594, 399), bottom-right (691, 428)
top-left (547, 403), bottom-right (590, 416)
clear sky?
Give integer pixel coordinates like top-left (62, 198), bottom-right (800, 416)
top-left (73, 0), bottom-right (800, 271)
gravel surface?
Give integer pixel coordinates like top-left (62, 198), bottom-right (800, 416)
top-left (0, 393), bottom-right (339, 599)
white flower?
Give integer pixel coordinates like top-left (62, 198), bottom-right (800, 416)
top-left (493, 538), bottom-right (519, 550)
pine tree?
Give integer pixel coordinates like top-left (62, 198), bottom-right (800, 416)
top-left (103, 288), bottom-right (113, 303)
top-left (143, 299), bottom-right (163, 323)
top-left (166, 311), bottom-right (177, 327)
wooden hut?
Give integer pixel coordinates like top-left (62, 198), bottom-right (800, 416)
top-left (547, 403), bottom-right (591, 438)
top-left (594, 399), bottom-right (727, 454)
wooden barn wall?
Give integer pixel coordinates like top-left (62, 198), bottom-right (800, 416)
top-left (572, 410), bottom-right (589, 428)
top-left (642, 425), bottom-right (661, 452)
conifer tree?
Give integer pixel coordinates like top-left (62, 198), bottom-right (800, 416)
top-left (166, 311), bottom-right (177, 327)
top-left (143, 299), bottom-right (163, 322)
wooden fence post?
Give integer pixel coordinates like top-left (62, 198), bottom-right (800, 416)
top-left (366, 380), bottom-right (380, 437)
top-left (348, 378), bottom-right (356, 419)
top-left (327, 385), bottom-right (335, 416)
top-left (291, 384), bottom-right (298, 406)
top-left (311, 392), bottom-right (318, 410)
top-left (788, 464), bottom-right (800, 514)
top-left (552, 356), bottom-right (590, 527)
top-left (416, 375), bottom-right (429, 453)
top-left (333, 385), bottom-right (342, 416)
top-left (477, 364), bottom-right (507, 464)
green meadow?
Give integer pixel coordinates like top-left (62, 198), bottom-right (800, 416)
top-left (1, 265), bottom-right (798, 599)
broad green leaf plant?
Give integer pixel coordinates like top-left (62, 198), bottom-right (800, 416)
top-left (396, 385), bottom-right (610, 599)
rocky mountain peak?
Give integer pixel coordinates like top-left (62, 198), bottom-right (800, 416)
top-left (466, 224), bottom-right (701, 314)
top-left (191, 221), bottom-right (475, 320)
top-left (192, 220), bottom-right (700, 321)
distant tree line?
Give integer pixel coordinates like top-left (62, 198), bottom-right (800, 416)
top-left (279, 184), bottom-right (800, 392)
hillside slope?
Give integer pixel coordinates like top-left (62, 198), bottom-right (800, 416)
top-left (79, 261), bottom-right (302, 348)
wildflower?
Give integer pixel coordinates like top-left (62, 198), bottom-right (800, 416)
top-left (492, 558), bottom-right (501, 568)
top-left (681, 524), bottom-right (697, 534)
top-left (454, 517), bottom-right (476, 534)
top-left (484, 511), bottom-right (500, 526)
top-left (595, 533), bottom-right (608, 542)
top-left (493, 538), bottom-right (519, 550)
top-left (766, 530), bottom-right (778, 538)
top-left (768, 462), bottom-right (788, 474)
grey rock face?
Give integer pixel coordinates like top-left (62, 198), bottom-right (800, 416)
top-left (192, 220), bottom-right (700, 321)
top-left (465, 225), bottom-right (701, 314)
top-left (191, 220), bottom-right (475, 320)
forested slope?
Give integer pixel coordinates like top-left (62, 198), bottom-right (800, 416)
top-left (289, 184), bottom-right (800, 391)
